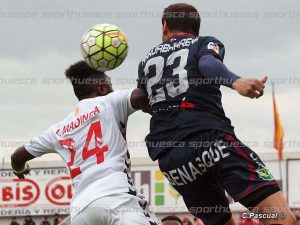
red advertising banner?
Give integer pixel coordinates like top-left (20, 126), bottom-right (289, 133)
top-left (0, 168), bottom-right (72, 217)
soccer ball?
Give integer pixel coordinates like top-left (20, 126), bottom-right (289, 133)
top-left (80, 23), bottom-right (128, 72)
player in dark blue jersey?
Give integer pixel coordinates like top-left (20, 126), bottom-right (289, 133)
top-left (137, 3), bottom-right (297, 225)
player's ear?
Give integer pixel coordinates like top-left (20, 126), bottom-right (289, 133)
top-left (162, 20), bottom-right (169, 41)
top-left (96, 75), bottom-right (113, 96)
top-left (97, 85), bottom-right (110, 96)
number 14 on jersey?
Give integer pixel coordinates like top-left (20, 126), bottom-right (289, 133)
top-left (59, 121), bottom-right (108, 179)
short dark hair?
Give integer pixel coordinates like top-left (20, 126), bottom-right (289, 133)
top-left (162, 3), bottom-right (200, 36)
top-left (65, 61), bottom-right (107, 100)
top-left (161, 215), bottom-right (183, 225)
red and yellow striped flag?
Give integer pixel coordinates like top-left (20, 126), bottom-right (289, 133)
top-left (272, 84), bottom-right (284, 160)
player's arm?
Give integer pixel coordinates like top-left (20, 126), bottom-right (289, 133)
top-left (111, 88), bottom-right (150, 126)
top-left (198, 55), bottom-right (240, 88)
top-left (198, 55), bottom-right (267, 98)
top-left (135, 61), bottom-right (151, 113)
top-left (11, 128), bottom-right (56, 179)
top-left (198, 37), bottom-right (267, 99)
top-left (130, 88), bottom-right (150, 113)
top-left (11, 146), bottom-right (35, 179)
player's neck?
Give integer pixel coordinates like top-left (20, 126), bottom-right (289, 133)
top-left (78, 93), bottom-right (98, 101)
top-left (78, 91), bottom-right (112, 101)
top-left (168, 31), bottom-right (194, 40)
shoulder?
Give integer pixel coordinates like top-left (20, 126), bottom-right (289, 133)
top-left (106, 89), bottom-right (132, 98)
top-left (197, 36), bottom-right (225, 47)
top-left (196, 36), bottom-right (226, 60)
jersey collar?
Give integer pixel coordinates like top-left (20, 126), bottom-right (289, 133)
top-left (168, 33), bottom-right (195, 42)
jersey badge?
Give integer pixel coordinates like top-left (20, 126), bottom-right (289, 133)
top-left (74, 107), bottom-right (80, 116)
top-left (207, 42), bottom-right (220, 54)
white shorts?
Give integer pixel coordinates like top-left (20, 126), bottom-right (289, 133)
top-left (71, 192), bottom-right (161, 225)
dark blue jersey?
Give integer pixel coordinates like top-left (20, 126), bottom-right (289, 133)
top-left (138, 34), bottom-right (234, 160)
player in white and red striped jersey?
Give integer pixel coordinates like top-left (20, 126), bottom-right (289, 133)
top-left (11, 61), bottom-right (160, 225)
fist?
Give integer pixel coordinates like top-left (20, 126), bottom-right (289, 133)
top-left (13, 163), bottom-right (31, 179)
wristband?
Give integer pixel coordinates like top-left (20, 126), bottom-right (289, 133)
top-left (13, 163), bottom-right (29, 175)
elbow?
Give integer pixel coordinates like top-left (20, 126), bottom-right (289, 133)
top-left (131, 88), bottom-right (149, 110)
top-left (11, 147), bottom-right (24, 165)
top-left (11, 151), bottom-right (19, 165)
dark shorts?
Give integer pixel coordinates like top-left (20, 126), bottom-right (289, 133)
top-left (158, 130), bottom-right (280, 225)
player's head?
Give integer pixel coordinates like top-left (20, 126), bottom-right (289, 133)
top-left (65, 61), bottom-right (113, 100)
top-left (161, 3), bottom-right (200, 42)
top-left (161, 215), bottom-right (183, 225)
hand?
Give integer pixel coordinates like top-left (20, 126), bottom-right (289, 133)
top-left (13, 163), bottom-right (31, 179)
top-left (232, 76), bottom-right (267, 99)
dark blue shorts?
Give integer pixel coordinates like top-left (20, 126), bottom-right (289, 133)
top-left (158, 130), bottom-right (280, 225)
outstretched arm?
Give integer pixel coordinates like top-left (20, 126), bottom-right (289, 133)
top-left (198, 54), bottom-right (240, 88)
top-left (11, 128), bottom-right (55, 179)
top-left (198, 55), bottom-right (267, 98)
top-left (11, 146), bottom-right (35, 179)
